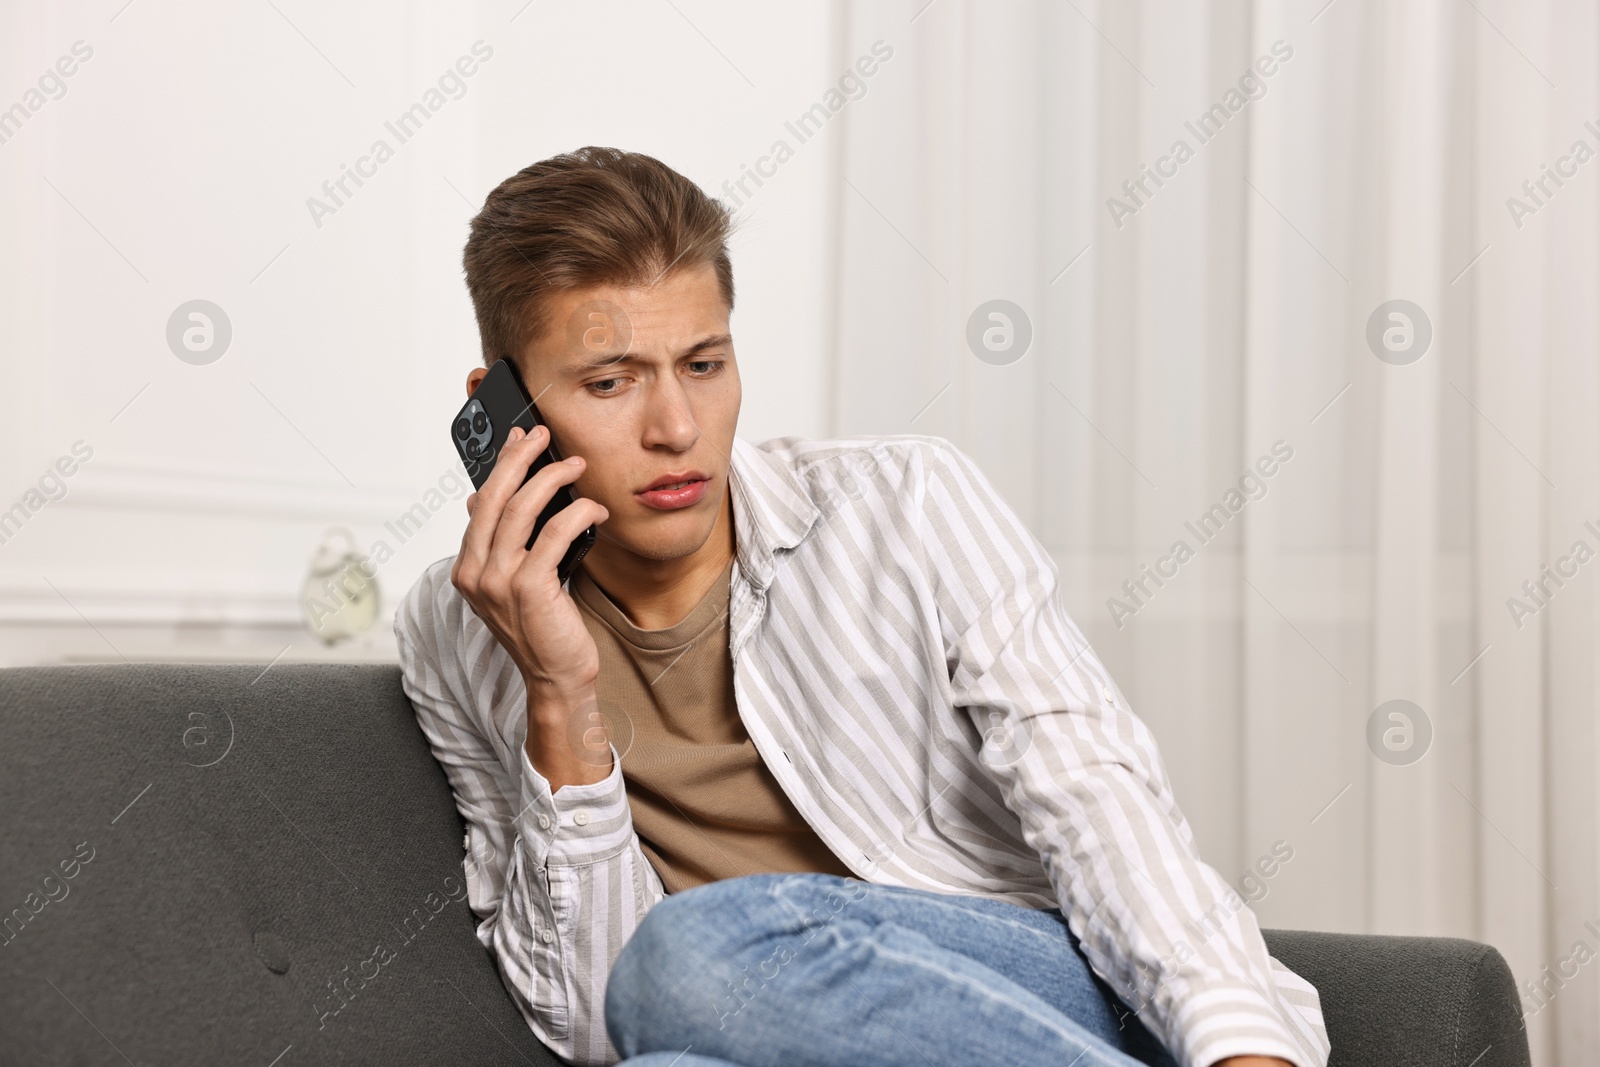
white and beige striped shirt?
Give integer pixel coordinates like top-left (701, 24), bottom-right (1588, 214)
top-left (395, 433), bottom-right (1330, 1067)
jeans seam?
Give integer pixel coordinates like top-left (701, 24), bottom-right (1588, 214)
top-left (830, 925), bottom-right (1130, 1067)
top-left (785, 878), bottom-right (1072, 954)
top-left (881, 891), bottom-right (1070, 946)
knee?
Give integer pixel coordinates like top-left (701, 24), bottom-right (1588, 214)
top-left (616, 875), bottom-right (775, 973)
top-left (606, 875), bottom-right (790, 1050)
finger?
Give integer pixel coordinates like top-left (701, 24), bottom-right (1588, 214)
top-left (483, 454), bottom-right (590, 574)
top-left (517, 496), bottom-right (609, 583)
top-left (458, 424), bottom-right (548, 566)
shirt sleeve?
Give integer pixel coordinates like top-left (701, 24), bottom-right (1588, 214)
top-left (394, 572), bottom-right (667, 1067)
top-left (913, 440), bottom-right (1330, 1067)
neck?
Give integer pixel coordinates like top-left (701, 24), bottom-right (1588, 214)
top-left (578, 485), bottom-right (735, 629)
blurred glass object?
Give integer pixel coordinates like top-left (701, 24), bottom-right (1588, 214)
top-left (300, 528), bottom-right (380, 644)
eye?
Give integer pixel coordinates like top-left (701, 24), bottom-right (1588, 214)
top-left (687, 359), bottom-right (725, 376)
top-left (588, 377), bottom-right (626, 396)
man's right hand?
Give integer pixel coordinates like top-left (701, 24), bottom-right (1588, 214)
top-left (450, 424), bottom-right (613, 791)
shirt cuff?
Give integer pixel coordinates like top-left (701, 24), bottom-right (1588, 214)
top-left (1167, 979), bottom-right (1322, 1067)
top-left (515, 741), bottom-right (636, 868)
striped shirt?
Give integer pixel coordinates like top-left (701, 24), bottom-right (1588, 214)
top-left (395, 433), bottom-right (1331, 1067)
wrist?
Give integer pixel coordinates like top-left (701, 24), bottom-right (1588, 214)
top-left (523, 671), bottom-right (598, 717)
top-left (523, 682), bottom-right (613, 792)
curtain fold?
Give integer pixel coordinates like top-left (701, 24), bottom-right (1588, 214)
top-left (830, 2), bottom-right (1600, 1062)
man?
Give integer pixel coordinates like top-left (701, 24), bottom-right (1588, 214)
top-left (395, 146), bottom-right (1328, 1067)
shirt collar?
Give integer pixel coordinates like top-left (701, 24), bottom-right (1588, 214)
top-left (726, 436), bottom-right (820, 590)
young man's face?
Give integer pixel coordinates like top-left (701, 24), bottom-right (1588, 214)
top-left (466, 261), bottom-right (740, 563)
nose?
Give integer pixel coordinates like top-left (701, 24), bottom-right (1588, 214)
top-left (640, 375), bottom-right (702, 452)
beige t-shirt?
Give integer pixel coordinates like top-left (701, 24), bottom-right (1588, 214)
top-left (570, 558), bottom-right (856, 894)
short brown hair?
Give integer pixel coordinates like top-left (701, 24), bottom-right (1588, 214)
top-left (462, 146), bottom-right (737, 368)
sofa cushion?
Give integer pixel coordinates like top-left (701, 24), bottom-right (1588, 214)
top-left (0, 663), bottom-right (560, 1067)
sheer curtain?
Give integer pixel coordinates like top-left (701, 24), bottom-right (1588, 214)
top-left (824, 1), bottom-right (1599, 1062)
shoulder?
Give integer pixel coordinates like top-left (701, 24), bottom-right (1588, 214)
top-left (742, 432), bottom-right (974, 505)
top-left (393, 554), bottom-right (468, 668)
top-left (763, 435), bottom-right (1046, 582)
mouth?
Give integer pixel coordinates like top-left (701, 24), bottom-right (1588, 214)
top-left (636, 470), bottom-right (712, 510)
top-left (640, 473), bottom-right (710, 495)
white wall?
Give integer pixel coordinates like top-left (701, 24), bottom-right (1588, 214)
top-left (0, 0), bottom-right (838, 666)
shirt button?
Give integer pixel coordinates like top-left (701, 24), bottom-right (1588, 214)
top-left (538, 814), bottom-right (551, 830)
top-left (540, 928), bottom-right (555, 944)
top-left (573, 810), bottom-right (589, 826)
top-left (1101, 686), bottom-right (1116, 703)
top-left (463, 833), bottom-right (470, 850)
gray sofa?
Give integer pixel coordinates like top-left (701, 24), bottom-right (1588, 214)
top-left (0, 664), bottom-right (1531, 1067)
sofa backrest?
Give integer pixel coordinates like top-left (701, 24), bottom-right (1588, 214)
top-left (0, 663), bottom-right (562, 1067)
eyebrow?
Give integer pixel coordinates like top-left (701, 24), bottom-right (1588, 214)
top-left (565, 332), bottom-right (733, 375)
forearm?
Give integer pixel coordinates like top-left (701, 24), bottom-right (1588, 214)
top-left (512, 738), bottom-right (667, 1065)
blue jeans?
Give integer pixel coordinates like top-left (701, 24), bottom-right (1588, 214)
top-left (605, 872), bottom-right (1178, 1067)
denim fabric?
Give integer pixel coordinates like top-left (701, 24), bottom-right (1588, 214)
top-left (606, 873), bottom-right (1179, 1067)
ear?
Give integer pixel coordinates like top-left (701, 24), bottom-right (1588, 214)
top-left (465, 367), bottom-right (489, 397)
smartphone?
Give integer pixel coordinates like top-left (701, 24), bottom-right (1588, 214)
top-left (451, 358), bottom-right (597, 584)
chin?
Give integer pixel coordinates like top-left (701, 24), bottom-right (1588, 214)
top-left (608, 511), bottom-right (720, 562)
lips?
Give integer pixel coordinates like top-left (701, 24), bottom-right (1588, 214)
top-left (640, 470), bottom-right (709, 492)
top-left (636, 470), bottom-right (711, 510)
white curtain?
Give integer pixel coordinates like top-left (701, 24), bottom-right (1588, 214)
top-left (826, 1), bottom-right (1600, 1063)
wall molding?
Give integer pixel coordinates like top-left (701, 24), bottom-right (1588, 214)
top-left (0, 583), bottom-right (311, 625)
top-left (57, 458), bottom-right (456, 523)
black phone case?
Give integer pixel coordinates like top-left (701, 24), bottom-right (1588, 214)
top-left (451, 359), bottom-right (597, 584)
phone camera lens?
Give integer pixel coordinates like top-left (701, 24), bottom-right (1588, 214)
top-left (472, 412), bottom-right (488, 434)
top-left (465, 439), bottom-right (481, 457)
top-left (454, 417), bottom-right (471, 440)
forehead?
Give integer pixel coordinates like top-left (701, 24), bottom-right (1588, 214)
top-left (523, 262), bottom-right (728, 372)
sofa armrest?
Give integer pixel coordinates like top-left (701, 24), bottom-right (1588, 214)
top-left (1262, 929), bottom-right (1529, 1067)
